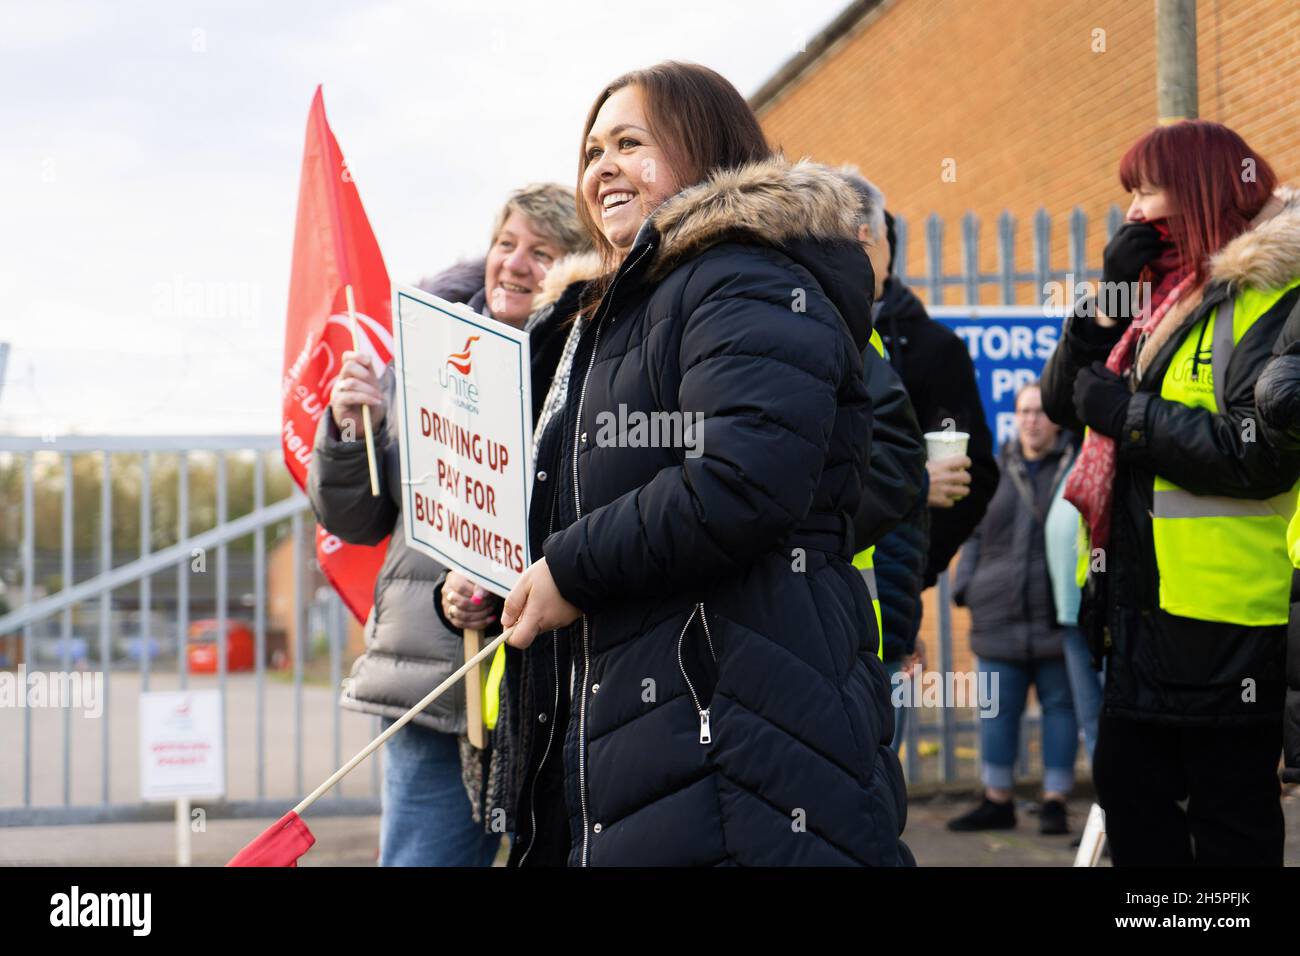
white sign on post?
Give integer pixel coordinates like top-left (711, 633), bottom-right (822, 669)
top-left (139, 689), bottom-right (225, 801)
top-left (391, 284), bottom-right (534, 598)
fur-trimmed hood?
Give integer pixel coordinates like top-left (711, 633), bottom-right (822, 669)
top-left (1210, 185), bottom-right (1300, 289)
top-left (533, 249), bottom-right (604, 313)
top-left (531, 156), bottom-right (867, 315)
top-left (645, 156), bottom-right (862, 280)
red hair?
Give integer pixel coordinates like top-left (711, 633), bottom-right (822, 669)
top-left (1119, 120), bottom-right (1277, 284)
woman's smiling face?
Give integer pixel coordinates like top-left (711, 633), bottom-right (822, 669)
top-left (581, 85), bottom-right (682, 251)
top-left (483, 210), bottom-right (560, 326)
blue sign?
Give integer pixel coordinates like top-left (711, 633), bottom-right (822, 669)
top-left (930, 307), bottom-right (1065, 449)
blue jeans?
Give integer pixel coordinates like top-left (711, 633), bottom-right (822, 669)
top-left (1060, 625), bottom-right (1104, 762)
top-left (379, 718), bottom-right (502, 867)
top-left (977, 656), bottom-right (1078, 795)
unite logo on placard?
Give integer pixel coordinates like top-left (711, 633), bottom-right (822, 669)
top-left (439, 335), bottom-right (482, 414)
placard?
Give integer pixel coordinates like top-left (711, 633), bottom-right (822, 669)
top-left (392, 285), bottom-right (533, 597)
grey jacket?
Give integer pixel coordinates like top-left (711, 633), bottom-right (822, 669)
top-left (953, 433), bottom-right (1075, 662)
top-left (306, 259), bottom-right (487, 735)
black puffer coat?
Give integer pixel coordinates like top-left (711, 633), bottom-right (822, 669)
top-left (507, 158), bottom-right (909, 866)
top-left (1254, 283), bottom-right (1300, 782)
top-left (852, 343), bottom-right (928, 662)
top-left (875, 277), bottom-right (999, 585)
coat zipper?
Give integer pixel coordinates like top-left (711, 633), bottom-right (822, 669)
top-left (517, 633), bottom-right (559, 867)
top-left (518, 483), bottom-right (562, 867)
top-left (676, 603), bottom-right (717, 744)
top-left (571, 240), bottom-right (654, 866)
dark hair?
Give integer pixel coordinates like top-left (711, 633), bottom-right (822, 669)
top-left (883, 210), bottom-right (897, 276)
top-left (576, 61), bottom-right (772, 296)
top-left (1119, 120), bottom-right (1277, 285)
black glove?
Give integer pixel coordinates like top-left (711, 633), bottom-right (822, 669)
top-left (1073, 361), bottom-right (1131, 439)
top-left (1101, 221), bottom-right (1166, 322)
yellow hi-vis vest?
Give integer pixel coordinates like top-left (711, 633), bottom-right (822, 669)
top-left (853, 548), bottom-right (884, 660)
top-left (854, 328), bottom-right (888, 659)
top-left (484, 642), bottom-right (506, 730)
top-left (1152, 281), bottom-right (1300, 626)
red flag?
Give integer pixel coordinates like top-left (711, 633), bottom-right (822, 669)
top-left (226, 811), bottom-right (316, 867)
top-left (281, 86), bottom-right (391, 623)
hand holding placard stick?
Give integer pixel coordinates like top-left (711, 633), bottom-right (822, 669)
top-left (345, 284), bottom-right (381, 497)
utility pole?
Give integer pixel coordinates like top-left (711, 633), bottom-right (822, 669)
top-left (1156, 0), bottom-right (1198, 123)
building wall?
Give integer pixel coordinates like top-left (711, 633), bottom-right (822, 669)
top-left (758, 0), bottom-right (1300, 305)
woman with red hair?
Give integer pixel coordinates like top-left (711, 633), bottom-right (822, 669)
top-left (1042, 120), bottom-right (1300, 865)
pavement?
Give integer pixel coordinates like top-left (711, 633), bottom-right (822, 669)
top-left (4, 787), bottom-right (1296, 867)
top-left (5, 670), bottom-right (1297, 866)
top-left (908, 785), bottom-right (1300, 866)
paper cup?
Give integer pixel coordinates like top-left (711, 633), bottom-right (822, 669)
top-left (924, 431), bottom-right (969, 461)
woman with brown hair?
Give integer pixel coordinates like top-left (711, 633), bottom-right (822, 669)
top-left (496, 61), bottom-right (909, 866)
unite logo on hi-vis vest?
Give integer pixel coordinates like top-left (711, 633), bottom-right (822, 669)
top-left (1168, 346), bottom-right (1216, 395)
top-left (439, 335), bottom-right (482, 413)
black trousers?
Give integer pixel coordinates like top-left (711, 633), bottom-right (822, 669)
top-left (1093, 712), bottom-right (1284, 865)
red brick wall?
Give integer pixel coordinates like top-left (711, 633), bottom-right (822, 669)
top-left (758, 0), bottom-right (1300, 306)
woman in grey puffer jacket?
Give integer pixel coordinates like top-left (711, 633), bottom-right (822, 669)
top-left (307, 183), bottom-right (590, 865)
top-left (949, 382), bottom-right (1079, 836)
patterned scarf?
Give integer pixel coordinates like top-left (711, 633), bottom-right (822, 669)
top-left (531, 311), bottom-right (588, 464)
top-left (1063, 228), bottom-right (1193, 549)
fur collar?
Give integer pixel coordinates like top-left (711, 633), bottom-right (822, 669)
top-left (1136, 185), bottom-right (1300, 377)
top-left (528, 156), bottom-right (861, 312)
top-left (1209, 185), bottom-right (1300, 290)
top-left (645, 155), bottom-right (861, 280)
top-left (531, 249), bottom-right (603, 313)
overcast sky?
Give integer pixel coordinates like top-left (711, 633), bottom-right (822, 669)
top-left (0, 0), bottom-right (849, 436)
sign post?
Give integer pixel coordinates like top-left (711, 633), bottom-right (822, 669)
top-left (139, 689), bottom-right (225, 866)
top-left (391, 284), bottom-right (534, 747)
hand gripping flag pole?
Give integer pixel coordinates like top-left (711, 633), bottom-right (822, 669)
top-left (226, 629), bottom-right (511, 866)
top-left (345, 284), bottom-right (380, 497)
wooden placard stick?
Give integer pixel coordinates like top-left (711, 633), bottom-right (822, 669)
top-left (463, 627), bottom-right (486, 749)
